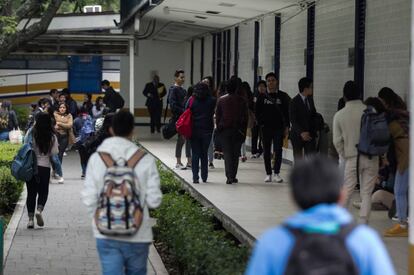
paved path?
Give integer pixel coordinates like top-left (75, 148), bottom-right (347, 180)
top-left (4, 152), bottom-right (167, 275)
top-left (136, 127), bottom-right (408, 275)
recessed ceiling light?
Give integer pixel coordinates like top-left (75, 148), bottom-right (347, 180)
top-left (206, 10), bottom-right (221, 14)
top-left (183, 20), bottom-right (196, 24)
top-left (195, 15), bottom-right (208, 19)
top-left (218, 2), bottom-right (236, 7)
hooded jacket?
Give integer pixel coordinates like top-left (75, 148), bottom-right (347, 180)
top-left (246, 204), bottom-right (395, 275)
top-left (186, 86), bottom-right (216, 138)
top-left (81, 136), bottom-right (162, 243)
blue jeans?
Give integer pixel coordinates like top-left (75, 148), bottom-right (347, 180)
top-left (50, 155), bottom-right (62, 177)
top-left (0, 131), bottom-right (9, 141)
top-left (191, 133), bottom-right (212, 182)
top-left (96, 239), bottom-right (150, 275)
top-left (394, 169), bottom-right (409, 223)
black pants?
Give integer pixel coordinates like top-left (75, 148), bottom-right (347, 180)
top-left (291, 134), bottom-right (316, 161)
top-left (251, 125), bottom-right (263, 155)
top-left (220, 129), bottom-right (243, 181)
top-left (57, 133), bottom-right (69, 163)
top-left (26, 166), bottom-right (51, 216)
top-left (148, 104), bottom-right (162, 132)
top-left (191, 133), bottom-right (212, 181)
top-left (262, 127), bottom-right (284, 175)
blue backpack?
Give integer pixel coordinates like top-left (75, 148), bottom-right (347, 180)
top-left (78, 116), bottom-right (95, 144)
top-left (11, 132), bottom-right (37, 182)
top-left (357, 106), bottom-right (390, 156)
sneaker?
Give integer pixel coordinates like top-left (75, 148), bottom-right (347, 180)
top-left (226, 179), bottom-right (233, 185)
top-left (264, 175), bottom-right (272, 182)
top-left (392, 216), bottom-right (399, 222)
top-left (384, 224), bottom-right (408, 237)
top-left (55, 175), bottom-right (64, 184)
top-left (81, 174), bottom-right (85, 179)
top-left (233, 178), bottom-right (238, 183)
top-left (63, 152), bottom-right (67, 156)
top-left (274, 174), bottom-right (283, 183)
top-left (27, 219), bottom-right (34, 229)
top-left (35, 210), bottom-right (44, 227)
top-left (185, 163), bottom-right (192, 169)
top-left (209, 162), bottom-right (215, 169)
top-left (175, 163), bottom-right (185, 170)
top-left (240, 156), bottom-right (247, 162)
top-left (193, 179), bottom-right (199, 184)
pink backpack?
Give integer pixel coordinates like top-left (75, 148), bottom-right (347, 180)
top-left (176, 97), bottom-right (194, 139)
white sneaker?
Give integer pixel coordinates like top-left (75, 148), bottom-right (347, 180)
top-left (63, 152), bottom-right (67, 156)
top-left (55, 176), bottom-right (64, 184)
top-left (274, 174), bottom-right (283, 183)
top-left (264, 175), bottom-right (272, 182)
top-left (175, 163), bottom-right (185, 170)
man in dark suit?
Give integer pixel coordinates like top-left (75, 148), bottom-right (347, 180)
top-left (143, 75), bottom-right (167, 133)
top-left (289, 77), bottom-right (317, 160)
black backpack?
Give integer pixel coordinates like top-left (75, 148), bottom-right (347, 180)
top-left (284, 223), bottom-right (358, 275)
top-left (113, 91), bottom-right (125, 110)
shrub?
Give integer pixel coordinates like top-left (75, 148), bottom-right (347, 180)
top-left (12, 105), bottom-right (30, 130)
top-left (0, 166), bottom-right (23, 215)
top-left (0, 142), bottom-right (21, 167)
top-left (153, 165), bottom-right (249, 275)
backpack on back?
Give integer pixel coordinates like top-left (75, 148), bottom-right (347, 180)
top-left (95, 149), bottom-right (147, 236)
top-left (284, 223), bottom-right (358, 275)
top-left (357, 106), bottom-right (390, 156)
top-left (0, 110), bottom-right (9, 130)
top-left (11, 133), bottom-right (37, 182)
top-left (113, 91), bottom-right (125, 110)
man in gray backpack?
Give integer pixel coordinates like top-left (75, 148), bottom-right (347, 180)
top-left (333, 81), bottom-right (379, 224)
top-left (82, 110), bottom-right (162, 275)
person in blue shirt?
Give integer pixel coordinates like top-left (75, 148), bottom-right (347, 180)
top-left (245, 155), bottom-right (396, 275)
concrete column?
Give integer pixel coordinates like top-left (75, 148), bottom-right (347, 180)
top-left (129, 39), bottom-right (135, 114)
top-left (409, 1), bottom-right (414, 272)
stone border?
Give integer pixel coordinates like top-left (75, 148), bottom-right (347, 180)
top-left (148, 244), bottom-right (169, 275)
top-left (3, 186), bottom-right (27, 264)
top-left (141, 144), bottom-right (256, 247)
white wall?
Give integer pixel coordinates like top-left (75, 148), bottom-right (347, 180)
top-left (193, 39), bottom-right (202, 84)
top-left (260, 15), bottom-right (276, 76)
top-left (314, 0), bottom-right (355, 126)
top-left (121, 39), bottom-right (187, 122)
top-left (204, 35), bottom-right (213, 79)
top-left (238, 21), bottom-right (255, 88)
top-left (279, 11), bottom-right (307, 98)
top-left (365, 0), bottom-right (410, 101)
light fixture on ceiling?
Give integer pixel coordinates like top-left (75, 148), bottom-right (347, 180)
top-left (218, 2), bottom-right (236, 7)
top-left (195, 15), bottom-right (208, 19)
top-left (206, 10), bottom-right (221, 15)
top-left (183, 20), bottom-right (196, 24)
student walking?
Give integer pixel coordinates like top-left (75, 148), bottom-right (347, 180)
top-left (54, 103), bottom-right (74, 164)
top-left (82, 110), bottom-right (162, 275)
top-left (25, 113), bottom-right (59, 229)
top-left (246, 156), bottom-right (396, 275)
top-left (143, 75), bottom-right (167, 133)
top-left (255, 73), bottom-right (291, 183)
top-left (215, 77), bottom-right (248, 184)
top-left (188, 82), bottom-right (216, 183)
top-left (168, 70), bottom-right (191, 169)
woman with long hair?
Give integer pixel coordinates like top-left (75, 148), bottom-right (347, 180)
top-left (54, 103), bottom-right (73, 164)
top-left (378, 88), bottom-right (410, 237)
top-left (92, 96), bottom-right (104, 119)
top-left (0, 100), bottom-right (19, 141)
top-left (26, 112), bottom-right (59, 228)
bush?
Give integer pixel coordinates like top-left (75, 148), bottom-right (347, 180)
top-left (153, 164), bottom-right (249, 275)
top-left (0, 166), bottom-right (23, 215)
top-left (0, 142), bottom-right (21, 167)
top-left (12, 105), bottom-right (30, 130)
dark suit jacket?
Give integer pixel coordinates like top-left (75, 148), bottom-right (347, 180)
top-left (290, 94), bottom-right (317, 138)
top-left (143, 82), bottom-right (167, 107)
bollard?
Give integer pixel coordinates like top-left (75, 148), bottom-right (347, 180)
top-left (0, 216), bottom-right (3, 275)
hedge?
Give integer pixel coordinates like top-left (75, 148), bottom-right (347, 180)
top-left (0, 142), bottom-right (21, 167)
top-left (12, 105), bottom-right (30, 130)
top-left (0, 166), bottom-right (23, 215)
top-left (153, 162), bottom-right (249, 275)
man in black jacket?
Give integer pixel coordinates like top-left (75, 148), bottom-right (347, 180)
top-left (143, 75), bottom-right (167, 133)
top-left (255, 72), bottom-right (291, 183)
top-left (290, 77), bottom-right (317, 160)
top-left (102, 80), bottom-right (125, 113)
top-left (168, 70), bottom-right (191, 169)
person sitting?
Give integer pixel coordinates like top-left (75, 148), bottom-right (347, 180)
top-left (0, 100), bottom-right (19, 141)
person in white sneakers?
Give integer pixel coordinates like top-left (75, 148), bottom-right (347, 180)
top-left (82, 110), bottom-right (162, 275)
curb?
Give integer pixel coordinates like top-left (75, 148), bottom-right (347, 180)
top-left (3, 186), bottom-right (27, 264)
top-left (149, 244), bottom-right (169, 275)
top-left (140, 143), bottom-right (256, 248)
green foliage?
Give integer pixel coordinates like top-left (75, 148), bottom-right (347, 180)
top-left (12, 105), bottom-right (30, 130)
top-left (59, 0), bottom-right (120, 13)
top-left (0, 165), bottom-right (23, 214)
top-left (153, 163), bottom-right (249, 275)
top-left (0, 16), bottom-right (17, 35)
top-left (0, 142), bottom-right (21, 167)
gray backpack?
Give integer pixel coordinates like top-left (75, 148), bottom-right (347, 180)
top-left (357, 106), bottom-right (390, 156)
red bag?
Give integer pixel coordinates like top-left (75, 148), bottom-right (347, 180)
top-left (176, 97), bottom-right (194, 139)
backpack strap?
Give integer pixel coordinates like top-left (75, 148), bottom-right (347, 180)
top-left (99, 152), bottom-right (115, 168)
top-left (127, 149), bottom-right (147, 168)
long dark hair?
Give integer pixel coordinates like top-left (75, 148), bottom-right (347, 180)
top-left (57, 102), bottom-right (69, 115)
top-left (95, 96), bottom-right (103, 111)
top-left (378, 87), bottom-right (407, 110)
top-left (33, 113), bottom-right (54, 155)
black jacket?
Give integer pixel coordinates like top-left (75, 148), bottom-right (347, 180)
top-left (290, 94), bottom-right (317, 137)
top-left (186, 88), bottom-right (216, 138)
top-left (103, 87), bottom-right (124, 113)
top-left (143, 82), bottom-right (167, 107)
top-left (255, 90), bottom-right (291, 130)
top-left (168, 85), bottom-right (187, 118)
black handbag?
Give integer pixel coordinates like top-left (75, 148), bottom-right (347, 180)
top-left (162, 118), bottom-right (177, 139)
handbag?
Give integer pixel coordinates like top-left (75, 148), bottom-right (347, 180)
top-left (9, 128), bottom-right (23, 144)
top-left (176, 97), bottom-right (194, 139)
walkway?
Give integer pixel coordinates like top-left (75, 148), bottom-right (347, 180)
top-left (136, 127), bottom-right (408, 275)
top-left (3, 152), bottom-right (167, 275)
